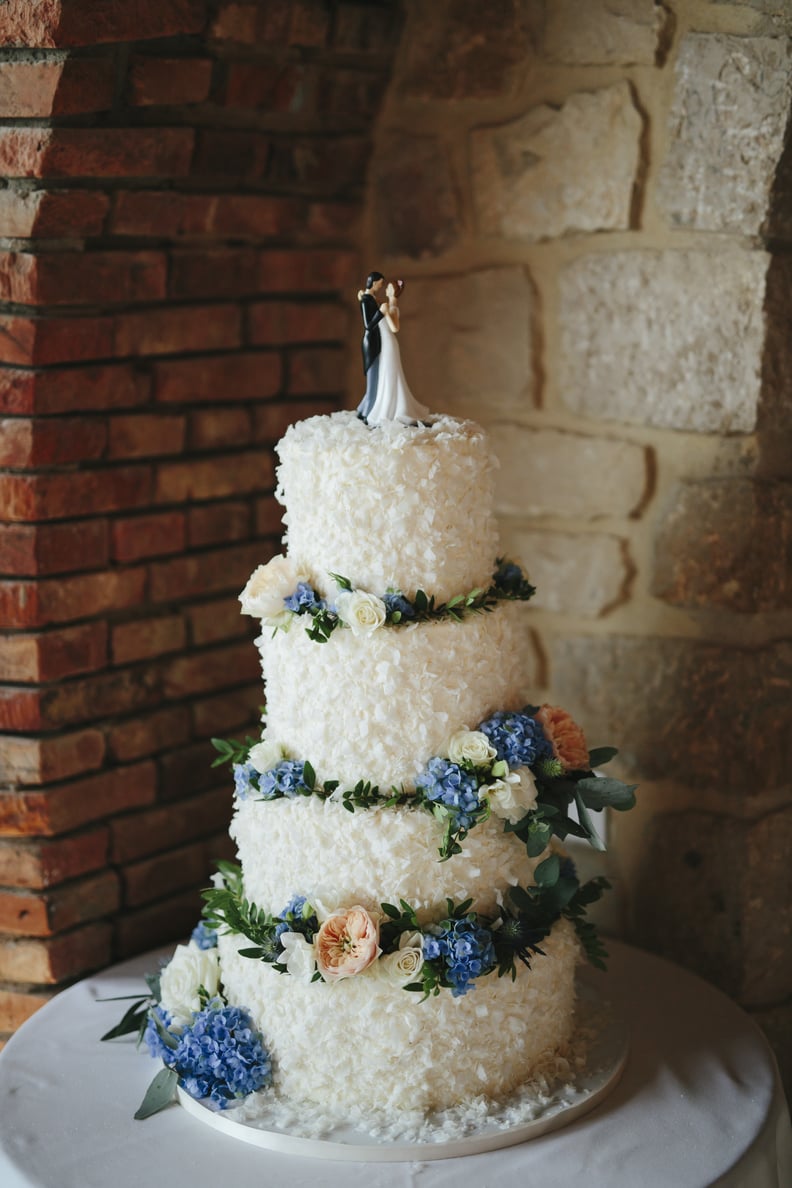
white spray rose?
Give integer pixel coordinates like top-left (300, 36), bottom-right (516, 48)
top-left (159, 941), bottom-right (220, 1028)
top-left (487, 767), bottom-right (538, 825)
top-left (373, 931), bottom-right (424, 986)
top-left (279, 932), bottom-right (317, 983)
top-left (239, 555), bottom-right (301, 624)
top-left (247, 740), bottom-right (284, 773)
top-left (335, 590), bottom-right (387, 636)
top-left (447, 728), bottom-right (497, 768)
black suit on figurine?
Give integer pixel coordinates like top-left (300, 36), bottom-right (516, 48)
top-left (356, 293), bottom-right (385, 421)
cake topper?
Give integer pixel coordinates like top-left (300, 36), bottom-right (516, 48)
top-left (356, 271), bottom-right (429, 427)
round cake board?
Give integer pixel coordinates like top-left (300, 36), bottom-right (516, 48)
top-left (175, 979), bottom-right (628, 1163)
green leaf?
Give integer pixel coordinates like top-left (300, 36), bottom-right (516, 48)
top-left (100, 998), bottom-right (150, 1041)
top-left (574, 791), bottom-right (607, 852)
top-left (534, 853), bottom-right (561, 887)
top-left (302, 760), bottom-right (316, 790)
top-left (134, 1067), bottom-right (179, 1120)
top-left (381, 902), bottom-right (400, 919)
top-left (577, 776), bottom-right (637, 812)
top-left (144, 972), bottom-right (161, 1003)
top-left (588, 746), bottom-right (618, 768)
top-left (329, 572), bottom-right (353, 591)
top-left (413, 589), bottom-right (429, 612)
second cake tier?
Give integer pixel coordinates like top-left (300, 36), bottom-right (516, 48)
top-left (259, 602), bottom-right (531, 789)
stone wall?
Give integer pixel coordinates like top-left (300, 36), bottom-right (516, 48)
top-left (362, 0), bottom-right (792, 1088)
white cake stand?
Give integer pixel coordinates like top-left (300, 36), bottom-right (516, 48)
top-left (175, 975), bottom-right (629, 1163)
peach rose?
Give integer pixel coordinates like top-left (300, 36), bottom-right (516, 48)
top-left (536, 704), bottom-right (589, 771)
top-left (315, 906), bottom-right (381, 982)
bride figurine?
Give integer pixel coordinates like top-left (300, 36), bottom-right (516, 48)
top-left (357, 278), bottom-right (429, 427)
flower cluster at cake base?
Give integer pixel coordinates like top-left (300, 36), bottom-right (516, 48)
top-left (100, 920), bottom-right (272, 1120)
top-left (239, 555), bottom-right (535, 643)
top-left (213, 703), bottom-right (637, 866)
top-left (200, 857), bottom-right (611, 997)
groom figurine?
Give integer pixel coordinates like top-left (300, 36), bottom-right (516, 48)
top-left (356, 270), bottom-right (386, 422)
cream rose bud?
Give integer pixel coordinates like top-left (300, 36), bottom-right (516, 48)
top-left (447, 728), bottom-right (497, 767)
top-left (487, 767), bottom-right (538, 825)
top-left (159, 941), bottom-right (220, 1028)
top-left (247, 740), bottom-right (284, 773)
top-left (239, 555), bottom-right (301, 623)
top-left (335, 590), bottom-right (387, 636)
top-left (279, 932), bottom-right (317, 984)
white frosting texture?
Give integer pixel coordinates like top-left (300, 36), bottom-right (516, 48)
top-left (258, 602), bottom-right (531, 788)
top-left (275, 411), bottom-right (499, 601)
top-left (218, 919), bottom-right (579, 1113)
top-left (231, 796), bottom-right (542, 921)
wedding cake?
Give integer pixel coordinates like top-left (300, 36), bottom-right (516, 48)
top-left (112, 408), bottom-right (635, 1129)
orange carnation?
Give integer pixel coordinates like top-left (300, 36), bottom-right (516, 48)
top-left (315, 906), bottom-right (380, 982)
top-left (536, 704), bottom-right (589, 772)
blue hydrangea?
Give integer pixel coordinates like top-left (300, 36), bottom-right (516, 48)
top-left (144, 1005), bottom-right (177, 1062)
top-left (274, 894), bottom-right (318, 944)
top-left (382, 592), bottom-right (416, 621)
top-left (477, 711), bottom-right (553, 770)
top-left (493, 561), bottom-right (524, 593)
top-left (422, 919), bottom-right (496, 997)
top-left (149, 1000), bottom-right (271, 1110)
top-left (233, 762), bottom-right (258, 800)
top-left (415, 757), bottom-right (481, 830)
top-left (283, 582), bottom-right (323, 614)
top-left (191, 921), bottom-right (218, 950)
top-left (258, 760), bottom-right (311, 800)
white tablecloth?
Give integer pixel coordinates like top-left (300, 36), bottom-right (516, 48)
top-left (0, 941), bottom-right (789, 1187)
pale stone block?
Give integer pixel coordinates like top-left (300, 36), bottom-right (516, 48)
top-left (559, 249), bottom-right (769, 433)
top-left (545, 0), bottom-right (661, 64)
top-left (656, 33), bottom-right (792, 234)
top-left (548, 635), bottom-right (792, 792)
top-left (471, 83), bottom-right (641, 241)
top-left (499, 527), bottom-right (630, 617)
top-left (398, 268), bottom-right (536, 419)
top-left (490, 424), bottom-right (648, 519)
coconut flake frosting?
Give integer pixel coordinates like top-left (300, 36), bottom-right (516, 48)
top-left (275, 411), bottom-right (499, 602)
top-left (259, 601), bottom-right (531, 789)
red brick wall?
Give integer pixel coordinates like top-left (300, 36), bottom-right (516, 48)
top-left (0, 0), bottom-right (401, 1042)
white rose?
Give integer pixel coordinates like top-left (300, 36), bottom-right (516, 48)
top-left (239, 556), bottom-right (301, 624)
top-left (447, 728), bottom-right (497, 768)
top-left (335, 590), bottom-right (387, 636)
top-left (373, 932), bottom-right (424, 986)
top-left (247, 740), bottom-right (284, 773)
top-left (487, 767), bottom-right (538, 825)
top-left (159, 941), bottom-right (220, 1028)
top-left (279, 932), bottom-right (316, 983)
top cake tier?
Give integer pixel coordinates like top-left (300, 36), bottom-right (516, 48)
top-left (276, 411), bottom-right (499, 602)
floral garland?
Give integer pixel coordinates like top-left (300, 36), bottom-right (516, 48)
top-left (212, 704), bottom-right (637, 863)
top-left (239, 555), bottom-right (535, 643)
top-left (101, 859), bottom-right (608, 1120)
top-left (199, 859), bottom-right (610, 997)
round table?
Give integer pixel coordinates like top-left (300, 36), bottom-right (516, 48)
top-left (0, 940), bottom-right (789, 1188)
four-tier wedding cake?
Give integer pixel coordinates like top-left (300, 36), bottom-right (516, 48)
top-left (114, 407), bottom-right (635, 1130)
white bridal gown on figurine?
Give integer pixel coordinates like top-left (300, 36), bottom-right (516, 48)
top-left (367, 312), bottom-right (429, 426)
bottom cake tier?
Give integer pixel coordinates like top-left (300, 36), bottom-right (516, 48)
top-left (218, 917), bottom-right (580, 1114)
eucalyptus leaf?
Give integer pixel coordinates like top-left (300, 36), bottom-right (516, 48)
top-left (574, 791), bottom-right (607, 852)
top-left (577, 776), bottom-right (637, 812)
top-left (134, 1067), bottom-right (179, 1120)
top-left (588, 746), bottom-right (618, 768)
top-left (533, 854), bottom-right (561, 887)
